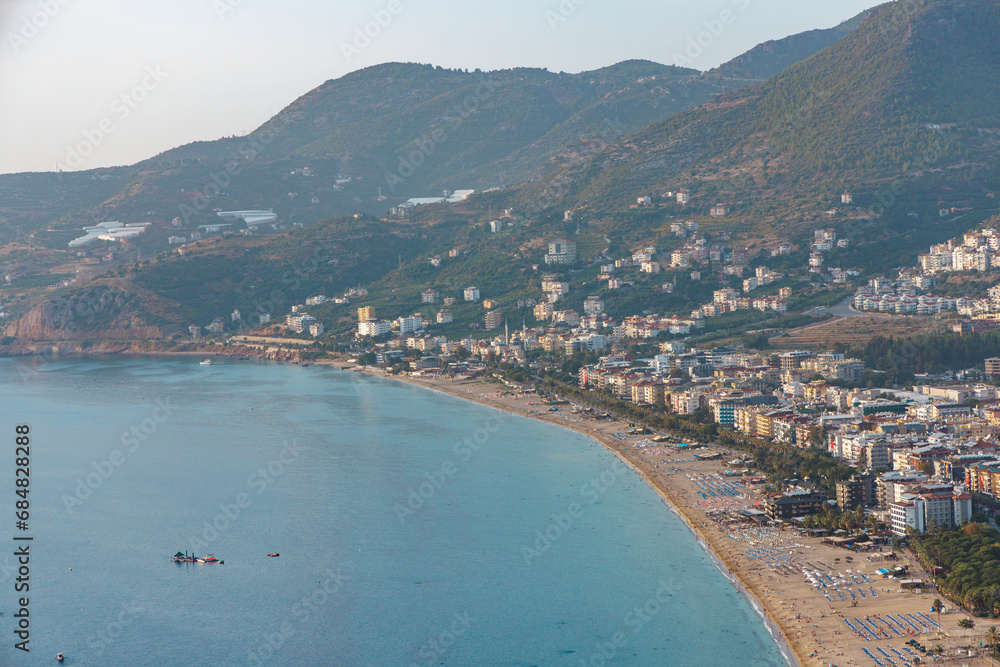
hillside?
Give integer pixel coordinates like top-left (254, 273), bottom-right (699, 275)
top-left (528, 0), bottom-right (1000, 224)
top-left (0, 11), bottom-right (877, 254)
top-left (27, 62), bottom-right (727, 237)
top-left (10, 5), bottom-right (966, 345)
top-left (708, 12), bottom-right (867, 83)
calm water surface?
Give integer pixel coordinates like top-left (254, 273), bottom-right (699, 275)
top-left (0, 357), bottom-right (787, 666)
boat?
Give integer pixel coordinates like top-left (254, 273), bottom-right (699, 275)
top-left (57, 654), bottom-right (64, 662)
top-left (196, 555), bottom-right (219, 564)
top-left (267, 553), bottom-right (280, 558)
top-left (200, 359), bottom-right (212, 366)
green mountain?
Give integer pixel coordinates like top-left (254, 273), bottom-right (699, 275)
top-left (532, 0), bottom-right (1000, 221)
top-left (34, 62), bottom-right (728, 234)
top-left (708, 13), bottom-right (867, 83)
top-left (2, 9), bottom-right (876, 249)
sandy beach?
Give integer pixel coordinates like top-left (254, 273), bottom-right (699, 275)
top-left (333, 364), bottom-right (994, 667)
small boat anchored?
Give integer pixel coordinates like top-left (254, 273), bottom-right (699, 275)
top-left (57, 653), bottom-right (64, 662)
top-left (171, 551), bottom-right (222, 564)
top-left (267, 553), bottom-right (280, 558)
top-left (200, 359), bottom-right (212, 366)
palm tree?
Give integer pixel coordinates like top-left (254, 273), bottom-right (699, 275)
top-left (958, 618), bottom-right (975, 637)
top-left (932, 598), bottom-right (943, 629)
top-left (990, 586), bottom-right (1000, 619)
top-left (972, 589), bottom-right (990, 614)
top-left (984, 626), bottom-right (1000, 653)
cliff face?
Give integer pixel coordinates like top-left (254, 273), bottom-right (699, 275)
top-left (4, 286), bottom-right (170, 341)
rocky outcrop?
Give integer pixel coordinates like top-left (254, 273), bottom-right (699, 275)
top-left (4, 286), bottom-right (168, 341)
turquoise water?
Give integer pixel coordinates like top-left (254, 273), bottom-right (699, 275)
top-left (0, 357), bottom-right (787, 666)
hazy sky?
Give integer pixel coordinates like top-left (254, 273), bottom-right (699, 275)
top-left (0, 0), bottom-right (885, 175)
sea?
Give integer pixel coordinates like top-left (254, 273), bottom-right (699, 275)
top-left (0, 357), bottom-right (788, 666)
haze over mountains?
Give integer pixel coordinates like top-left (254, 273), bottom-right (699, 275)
top-left (0, 8), bottom-right (872, 246)
top-left (2, 0), bottom-right (999, 345)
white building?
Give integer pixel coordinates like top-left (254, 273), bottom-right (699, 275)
top-left (68, 221), bottom-right (151, 248)
top-left (464, 287), bottom-right (481, 302)
top-left (286, 314), bottom-right (316, 334)
top-left (398, 315), bottom-right (424, 335)
top-left (890, 485), bottom-right (972, 536)
top-left (583, 297), bottom-right (605, 316)
top-left (545, 240), bottom-right (577, 265)
top-left (217, 210), bottom-right (278, 228)
top-left (358, 320), bottom-right (391, 337)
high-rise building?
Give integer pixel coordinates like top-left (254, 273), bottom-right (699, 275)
top-left (836, 474), bottom-right (875, 510)
top-left (485, 310), bottom-right (503, 330)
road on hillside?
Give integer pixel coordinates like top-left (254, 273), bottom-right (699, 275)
top-left (826, 296), bottom-right (892, 319)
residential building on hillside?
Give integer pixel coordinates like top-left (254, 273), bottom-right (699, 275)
top-left (398, 315), bottom-right (424, 335)
top-left (287, 314), bottom-right (317, 334)
top-left (358, 320), bottom-right (391, 337)
top-left (533, 302), bottom-right (554, 321)
top-left (545, 240), bottom-right (577, 265)
top-left (583, 297), bottom-right (605, 316)
top-left (485, 310), bottom-right (503, 330)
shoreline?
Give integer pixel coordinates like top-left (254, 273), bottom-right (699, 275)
top-left (621, 449), bottom-right (801, 667)
top-left (339, 364), bottom-right (804, 667)
top-left (6, 350), bottom-right (976, 665)
top-left (337, 365), bottom-right (982, 667)
top-left (623, 454), bottom-right (801, 667)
